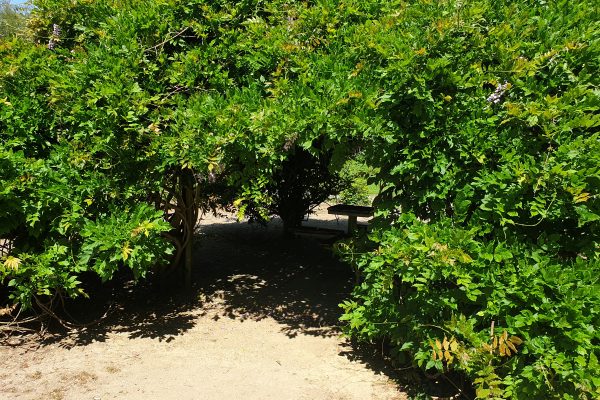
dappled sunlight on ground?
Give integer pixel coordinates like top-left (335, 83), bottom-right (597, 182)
top-left (0, 209), bottom-right (406, 400)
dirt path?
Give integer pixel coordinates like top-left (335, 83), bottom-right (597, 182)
top-left (0, 208), bottom-right (406, 400)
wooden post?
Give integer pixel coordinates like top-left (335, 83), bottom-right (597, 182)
top-left (347, 215), bottom-right (357, 234)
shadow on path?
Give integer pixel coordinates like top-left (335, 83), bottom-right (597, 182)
top-left (5, 214), bottom-right (461, 398)
top-left (35, 215), bottom-right (355, 346)
top-left (193, 217), bottom-right (354, 338)
top-left (7, 214), bottom-right (420, 396)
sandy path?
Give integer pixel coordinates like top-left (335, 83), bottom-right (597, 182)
top-left (1, 312), bottom-right (401, 400)
top-left (0, 208), bottom-right (406, 400)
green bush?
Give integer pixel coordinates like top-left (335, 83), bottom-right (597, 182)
top-left (0, 0), bottom-right (375, 305)
top-left (340, 216), bottom-right (600, 398)
top-left (245, 144), bottom-right (344, 233)
top-left (0, 0), bottom-right (293, 305)
top-left (338, 0), bottom-right (600, 398)
top-left (338, 156), bottom-right (376, 206)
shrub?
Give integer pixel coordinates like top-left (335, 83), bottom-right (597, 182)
top-left (246, 144), bottom-right (344, 234)
top-left (338, 0), bottom-right (600, 398)
top-left (0, 0), bottom-right (297, 306)
top-left (1, 1), bottom-right (599, 398)
top-left (340, 216), bottom-right (600, 398)
top-left (338, 155), bottom-right (377, 206)
top-left (0, 0), bottom-right (374, 306)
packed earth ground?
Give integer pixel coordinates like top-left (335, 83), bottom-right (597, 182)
top-left (1, 206), bottom-right (407, 400)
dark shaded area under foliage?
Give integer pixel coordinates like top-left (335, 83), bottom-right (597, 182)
top-left (40, 217), bottom-right (354, 345)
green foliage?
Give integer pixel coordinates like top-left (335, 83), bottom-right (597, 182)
top-left (1, 204), bottom-right (170, 308)
top-left (1, 1), bottom-right (599, 398)
top-left (0, 0), bottom-right (288, 306)
top-left (340, 216), bottom-right (600, 398)
top-left (336, 0), bottom-right (600, 399)
top-left (245, 144), bottom-right (345, 232)
top-left (338, 154), bottom-right (377, 206)
top-left (79, 204), bottom-right (172, 282)
top-left (0, 0), bottom-right (372, 304)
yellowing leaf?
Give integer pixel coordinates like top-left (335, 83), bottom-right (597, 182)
top-left (147, 122), bottom-right (161, 134)
top-left (3, 256), bottom-right (21, 270)
top-left (506, 103), bottom-right (521, 116)
top-left (132, 221), bottom-right (156, 238)
top-left (122, 242), bottom-right (132, 261)
top-left (442, 336), bottom-right (449, 351)
top-left (450, 340), bottom-right (459, 352)
top-left (458, 251), bottom-right (473, 263)
top-left (208, 162), bottom-right (215, 172)
top-left (506, 340), bottom-right (518, 353)
top-left (84, 198), bottom-right (93, 206)
top-left (499, 341), bottom-right (508, 356)
top-left (233, 198), bottom-right (244, 208)
top-left (509, 336), bottom-right (523, 345)
top-left (574, 192), bottom-right (591, 203)
top-left (444, 350), bottom-right (453, 363)
top-left (348, 62), bottom-right (364, 78)
top-left (430, 339), bottom-right (444, 360)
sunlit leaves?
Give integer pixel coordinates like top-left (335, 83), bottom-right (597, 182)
top-left (2, 256), bottom-right (20, 271)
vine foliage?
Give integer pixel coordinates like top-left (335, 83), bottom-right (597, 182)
top-left (1, 1), bottom-right (599, 398)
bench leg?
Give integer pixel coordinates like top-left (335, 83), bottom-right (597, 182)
top-left (347, 215), bottom-right (357, 234)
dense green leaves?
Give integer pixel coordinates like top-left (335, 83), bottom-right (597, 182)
top-left (1, 0), bottom-right (599, 398)
top-left (0, 0), bottom-right (369, 304)
top-left (335, 0), bottom-right (600, 398)
top-left (340, 216), bottom-right (600, 398)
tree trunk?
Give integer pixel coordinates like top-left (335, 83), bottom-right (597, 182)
top-left (181, 169), bottom-right (196, 289)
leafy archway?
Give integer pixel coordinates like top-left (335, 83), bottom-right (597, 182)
top-left (1, 1), bottom-right (599, 398)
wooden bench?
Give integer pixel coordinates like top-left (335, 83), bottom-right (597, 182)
top-left (327, 204), bottom-right (374, 234)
